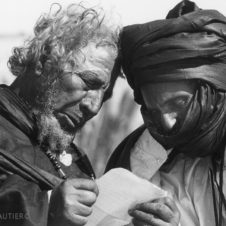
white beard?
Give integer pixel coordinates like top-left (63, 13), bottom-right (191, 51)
top-left (36, 113), bottom-right (74, 154)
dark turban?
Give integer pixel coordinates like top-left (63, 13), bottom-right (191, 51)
top-left (120, 0), bottom-right (226, 156)
top-left (120, 0), bottom-right (226, 158)
top-left (120, 0), bottom-right (226, 104)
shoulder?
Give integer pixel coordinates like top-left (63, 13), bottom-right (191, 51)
top-left (0, 114), bottom-right (31, 149)
top-left (105, 125), bottom-right (146, 172)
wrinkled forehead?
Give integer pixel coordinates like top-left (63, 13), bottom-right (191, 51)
top-left (85, 41), bottom-right (116, 58)
top-left (80, 42), bottom-right (116, 72)
top-left (63, 42), bottom-right (117, 74)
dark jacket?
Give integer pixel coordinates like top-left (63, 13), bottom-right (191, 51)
top-left (0, 85), bottom-right (83, 226)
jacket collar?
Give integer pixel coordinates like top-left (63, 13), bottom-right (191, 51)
top-left (130, 129), bottom-right (168, 180)
top-left (0, 85), bottom-right (37, 141)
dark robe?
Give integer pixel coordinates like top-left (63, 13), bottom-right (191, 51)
top-left (0, 85), bottom-right (85, 226)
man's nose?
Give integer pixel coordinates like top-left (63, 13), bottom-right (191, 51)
top-left (161, 112), bottom-right (177, 131)
top-left (80, 90), bottom-right (104, 117)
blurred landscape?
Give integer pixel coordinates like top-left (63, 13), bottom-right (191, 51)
top-left (0, 34), bottom-right (143, 177)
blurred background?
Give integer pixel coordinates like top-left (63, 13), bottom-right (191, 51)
top-left (1, 0), bottom-right (226, 176)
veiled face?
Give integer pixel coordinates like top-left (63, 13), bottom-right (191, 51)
top-left (35, 42), bottom-right (116, 152)
top-left (140, 81), bottom-right (196, 133)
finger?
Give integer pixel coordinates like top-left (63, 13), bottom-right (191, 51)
top-left (152, 197), bottom-right (180, 220)
top-left (68, 178), bottom-right (99, 194)
top-left (70, 202), bottom-right (93, 217)
top-left (134, 202), bottom-right (173, 222)
top-left (161, 197), bottom-right (178, 212)
top-left (130, 210), bottom-right (166, 226)
top-left (64, 211), bottom-right (88, 226)
top-left (75, 190), bottom-right (97, 206)
top-left (132, 218), bottom-right (147, 226)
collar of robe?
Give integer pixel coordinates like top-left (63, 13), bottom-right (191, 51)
top-left (0, 85), bottom-right (37, 141)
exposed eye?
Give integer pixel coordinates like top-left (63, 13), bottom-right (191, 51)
top-left (175, 97), bottom-right (187, 106)
top-left (171, 96), bottom-right (190, 110)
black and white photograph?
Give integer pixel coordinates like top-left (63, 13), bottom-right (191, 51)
top-left (0, 0), bottom-right (226, 225)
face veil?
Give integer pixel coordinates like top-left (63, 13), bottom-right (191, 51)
top-left (141, 82), bottom-right (226, 158)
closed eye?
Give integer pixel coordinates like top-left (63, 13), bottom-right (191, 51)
top-left (75, 71), bottom-right (107, 90)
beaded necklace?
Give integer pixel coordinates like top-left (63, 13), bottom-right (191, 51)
top-left (40, 139), bottom-right (67, 180)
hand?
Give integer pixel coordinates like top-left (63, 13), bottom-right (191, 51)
top-left (48, 178), bottom-right (98, 226)
top-left (129, 197), bottom-right (180, 226)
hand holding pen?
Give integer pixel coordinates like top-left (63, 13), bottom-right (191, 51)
top-left (48, 144), bottom-right (98, 226)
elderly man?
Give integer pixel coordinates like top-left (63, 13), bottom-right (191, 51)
top-left (0, 3), bottom-right (119, 226)
top-left (106, 1), bottom-right (226, 226)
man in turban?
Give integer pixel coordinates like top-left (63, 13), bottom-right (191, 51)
top-left (106, 1), bottom-right (226, 225)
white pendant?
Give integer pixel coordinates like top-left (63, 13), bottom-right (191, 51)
top-left (59, 151), bottom-right (73, 166)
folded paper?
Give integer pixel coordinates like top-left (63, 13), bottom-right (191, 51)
top-left (86, 168), bottom-right (167, 226)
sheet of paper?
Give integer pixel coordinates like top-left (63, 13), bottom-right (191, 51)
top-left (86, 168), bottom-right (167, 226)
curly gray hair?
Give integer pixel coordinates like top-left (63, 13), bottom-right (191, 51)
top-left (8, 3), bottom-right (120, 102)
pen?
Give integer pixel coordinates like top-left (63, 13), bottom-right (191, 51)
top-left (70, 143), bottom-right (96, 180)
top-left (41, 139), bottom-right (67, 180)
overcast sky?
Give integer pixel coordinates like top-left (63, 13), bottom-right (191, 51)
top-left (1, 0), bottom-right (226, 34)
